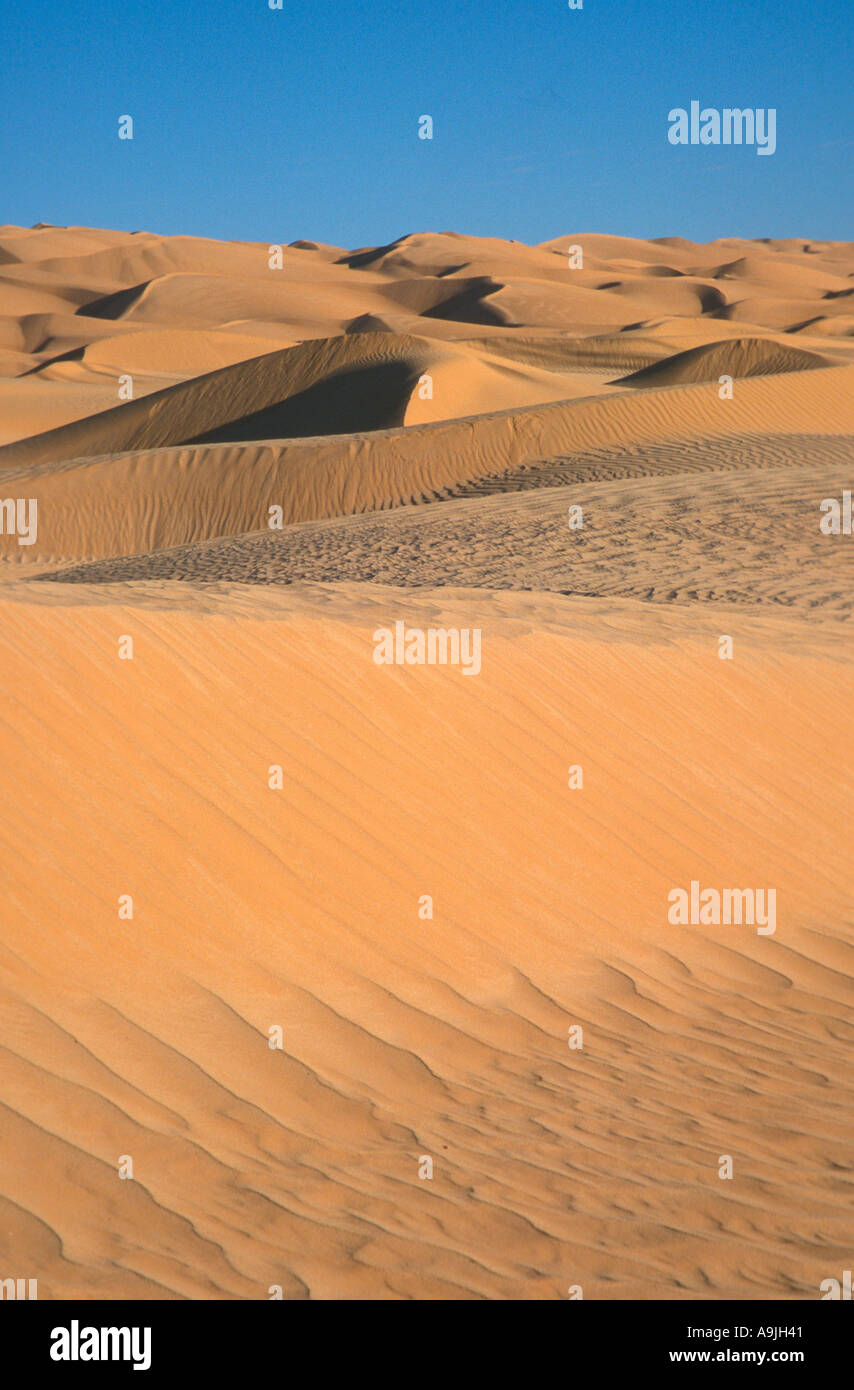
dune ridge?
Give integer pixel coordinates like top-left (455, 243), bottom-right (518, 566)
top-left (2, 360), bottom-right (853, 568)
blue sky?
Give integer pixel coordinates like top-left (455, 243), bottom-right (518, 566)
top-left (2, 0), bottom-right (851, 246)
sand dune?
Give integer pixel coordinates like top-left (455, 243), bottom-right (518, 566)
top-left (0, 581), bottom-right (852, 1299)
top-left (0, 330), bottom-right (606, 476)
top-left (615, 336), bottom-right (831, 387)
top-left (0, 334), bottom-right (437, 467)
top-left (1, 225), bottom-right (853, 1302)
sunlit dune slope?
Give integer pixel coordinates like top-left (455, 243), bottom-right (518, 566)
top-left (0, 581), bottom-right (851, 1300)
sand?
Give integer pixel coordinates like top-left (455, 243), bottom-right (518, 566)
top-left (0, 225), bottom-right (852, 1300)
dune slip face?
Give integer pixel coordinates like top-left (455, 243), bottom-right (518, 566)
top-left (1, 226), bottom-right (853, 1304)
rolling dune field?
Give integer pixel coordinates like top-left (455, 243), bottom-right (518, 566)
top-left (0, 225), bottom-right (852, 1300)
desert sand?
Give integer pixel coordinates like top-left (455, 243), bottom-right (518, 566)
top-left (0, 225), bottom-right (852, 1299)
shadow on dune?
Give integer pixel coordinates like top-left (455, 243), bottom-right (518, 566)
top-left (186, 360), bottom-right (419, 442)
top-left (421, 278), bottom-right (511, 325)
top-left (77, 281), bottom-right (150, 319)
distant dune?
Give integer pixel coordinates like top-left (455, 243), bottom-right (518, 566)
top-left (614, 336), bottom-right (831, 387)
top-left (2, 226), bottom-right (853, 446)
top-left (1, 225), bottom-right (853, 1301)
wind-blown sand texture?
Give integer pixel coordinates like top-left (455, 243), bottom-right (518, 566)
top-left (0, 226), bottom-right (852, 1299)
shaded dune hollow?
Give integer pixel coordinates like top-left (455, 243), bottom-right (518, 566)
top-left (0, 224), bottom-right (853, 1302)
top-left (187, 360), bottom-right (418, 443)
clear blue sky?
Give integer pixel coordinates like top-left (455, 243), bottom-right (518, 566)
top-left (2, 0), bottom-right (851, 247)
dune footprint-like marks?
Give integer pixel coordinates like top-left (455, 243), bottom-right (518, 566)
top-left (45, 442), bottom-right (854, 612)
